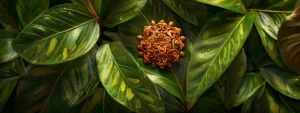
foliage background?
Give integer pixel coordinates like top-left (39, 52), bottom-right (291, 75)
top-left (1, 0), bottom-right (300, 113)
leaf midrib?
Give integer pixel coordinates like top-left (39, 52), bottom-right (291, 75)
top-left (188, 15), bottom-right (248, 106)
top-left (107, 45), bottom-right (158, 112)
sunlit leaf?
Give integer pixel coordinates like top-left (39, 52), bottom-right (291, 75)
top-left (15, 47), bottom-right (99, 113)
top-left (16, 0), bottom-right (49, 28)
top-left (278, 1), bottom-right (300, 74)
top-left (186, 11), bottom-right (253, 109)
top-left (196, 0), bottom-right (247, 13)
top-left (0, 30), bottom-right (18, 63)
top-left (103, 0), bottom-right (147, 28)
top-left (12, 4), bottom-right (100, 65)
top-left (0, 58), bottom-right (24, 111)
top-left (162, 0), bottom-right (208, 26)
top-left (96, 42), bottom-right (164, 113)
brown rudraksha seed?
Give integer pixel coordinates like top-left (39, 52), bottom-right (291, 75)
top-left (137, 20), bottom-right (185, 69)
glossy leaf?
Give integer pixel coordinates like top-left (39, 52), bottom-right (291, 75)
top-left (0, 58), bottom-right (24, 111)
top-left (74, 87), bottom-right (131, 113)
top-left (217, 50), bottom-right (247, 107)
top-left (186, 11), bottom-right (254, 109)
top-left (0, 30), bottom-right (18, 63)
top-left (278, 2), bottom-right (300, 74)
top-left (230, 73), bottom-right (265, 107)
top-left (0, 0), bottom-right (19, 31)
top-left (16, 0), bottom-right (49, 27)
top-left (242, 84), bottom-right (294, 113)
top-left (162, 0), bottom-right (208, 26)
top-left (12, 4), bottom-right (100, 65)
top-left (103, 0), bottom-right (147, 28)
top-left (157, 86), bottom-right (186, 113)
top-left (15, 47), bottom-right (99, 113)
top-left (254, 12), bottom-right (285, 67)
top-left (71, 0), bottom-right (101, 17)
top-left (96, 42), bottom-right (164, 113)
top-left (215, 50), bottom-right (264, 108)
top-left (196, 0), bottom-right (247, 13)
top-left (118, 0), bottom-right (185, 103)
top-left (260, 63), bottom-right (300, 100)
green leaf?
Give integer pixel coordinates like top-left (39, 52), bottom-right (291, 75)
top-left (254, 12), bottom-right (285, 67)
top-left (230, 73), bottom-right (265, 107)
top-left (0, 58), bottom-right (24, 111)
top-left (15, 47), bottom-right (99, 113)
top-left (186, 11), bottom-right (254, 109)
top-left (103, 0), bottom-right (147, 28)
top-left (254, 12), bottom-right (286, 40)
top-left (215, 50), bottom-right (264, 108)
top-left (260, 62), bottom-right (300, 100)
top-left (196, 0), bottom-right (247, 13)
top-left (191, 91), bottom-right (226, 113)
top-left (73, 87), bottom-right (131, 113)
top-left (71, 0), bottom-right (101, 18)
top-left (243, 0), bottom-right (297, 12)
top-left (118, 0), bottom-right (186, 103)
top-left (0, 30), bottom-right (18, 63)
top-left (12, 4), bottom-right (100, 65)
top-left (162, 0), bottom-right (208, 26)
top-left (157, 86), bottom-right (186, 113)
top-left (242, 84), bottom-right (294, 113)
top-left (96, 42), bottom-right (164, 113)
top-left (278, 2), bottom-right (300, 74)
top-left (16, 0), bottom-right (49, 28)
top-left (0, 0), bottom-right (19, 31)
top-left (243, 28), bottom-right (270, 70)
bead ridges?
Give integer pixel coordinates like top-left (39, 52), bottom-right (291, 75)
top-left (137, 20), bottom-right (185, 69)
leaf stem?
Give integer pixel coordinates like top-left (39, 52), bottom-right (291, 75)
top-left (248, 8), bottom-right (293, 13)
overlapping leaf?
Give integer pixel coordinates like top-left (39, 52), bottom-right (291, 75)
top-left (162, 0), bottom-right (208, 26)
top-left (0, 58), bottom-right (24, 111)
top-left (96, 42), bottom-right (164, 113)
top-left (118, 0), bottom-right (186, 103)
top-left (254, 12), bottom-right (285, 67)
top-left (73, 87), bottom-right (131, 113)
top-left (157, 86), bottom-right (186, 113)
top-left (15, 47), bottom-right (99, 113)
top-left (16, 0), bottom-right (49, 28)
top-left (260, 62), bottom-right (300, 100)
top-left (12, 4), bottom-right (100, 65)
top-left (186, 11), bottom-right (253, 109)
top-left (103, 0), bottom-right (147, 28)
top-left (242, 84), bottom-right (295, 113)
top-left (196, 0), bottom-right (247, 13)
top-left (0, 30), bottom-right (18, 63)
top-left (215, 50), bottom-right (265, 108)
top-left (278, 2), bottom-right (300, 74)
